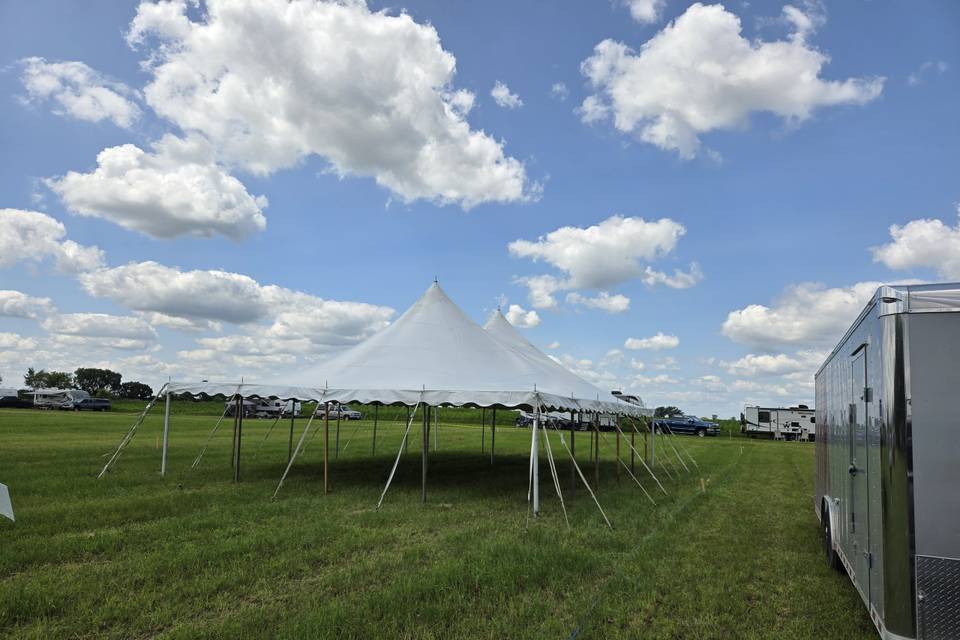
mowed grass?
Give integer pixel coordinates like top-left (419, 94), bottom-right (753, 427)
top-left (0, 407), bottom-right (875, 639)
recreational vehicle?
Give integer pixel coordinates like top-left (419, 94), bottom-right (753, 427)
top-left (815, 283), bottom-right (960, 639)
top-left (741, 405), bottom-right (816, 440)
top-left (31, 388), bottom-right (89, 409)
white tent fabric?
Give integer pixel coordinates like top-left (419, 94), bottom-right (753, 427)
top-left (164, 283), bottom-right (644, 415)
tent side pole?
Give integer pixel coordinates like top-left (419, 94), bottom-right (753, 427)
top-left (422, 405), bottom-right (430, 503)
top-left (434, 407), bottom-right (439, 451)
top-left (570, 411), bottom-right (576, 494)
top-left (405, 406), bottom-right (410, 454)
top-left (234, 395), bottom-right (243, 482)
top-left (493, 408), bottom-right (497, 462)
top-left (616, 415), bottom-right (621, 485)
top-left (160, 392), bottom-right (171, 476)
top-left (323, 402), bottom-right (330, 494)
top-left (651, 416), bottom-right (656, 467)
top-left (335, 408), bottom-right (341, 459)
top-left (288, 409), bottom-right (295, 464)
top-left (481, 407), bottom-right (485, 453)
top-left (531, 404), bottom-right (540, 517)
top-left (372, 404), bottom-right (379, 455)
top-left (631, 427), bottom-right (636, 475)
top-left (231, 396), bottom-right (239, 471)
top-left (593, 413), bottom-right (600, 489)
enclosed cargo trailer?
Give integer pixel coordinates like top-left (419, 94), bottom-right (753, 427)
top-left (815, 283), bottom-right (960, 640)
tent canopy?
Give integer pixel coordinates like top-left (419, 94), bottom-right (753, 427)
top-left (164, 283), bottom-right (646, 415)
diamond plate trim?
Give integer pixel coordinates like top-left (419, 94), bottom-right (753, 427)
top-left (917, 555), bottom-right (960, 640)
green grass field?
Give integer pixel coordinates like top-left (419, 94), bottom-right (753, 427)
top-left (0, 406), bottom-right (876, 639)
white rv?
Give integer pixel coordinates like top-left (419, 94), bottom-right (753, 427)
top-left (741, 405), bottom-right (815, 441)
top-left (32, 388), bottom-right (89, 409)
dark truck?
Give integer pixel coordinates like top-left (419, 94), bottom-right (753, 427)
top-left (654, 415), bottom-right (719, 437)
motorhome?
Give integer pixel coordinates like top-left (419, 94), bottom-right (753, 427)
top-left (741, 405), bottom-right (816, 440)
top-left (815, 283), bottom-right (960, 639)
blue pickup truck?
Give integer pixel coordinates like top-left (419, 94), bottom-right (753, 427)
top-left (653, 415), bottom-right (720, 437)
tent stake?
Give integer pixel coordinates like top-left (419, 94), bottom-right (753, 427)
top-left (161, 392), bottom-right (171, 476)
top-left (372, 404), bottom-right (379, 455)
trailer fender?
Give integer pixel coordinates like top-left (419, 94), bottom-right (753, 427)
top-left (820, 496), bottom-right (843, 571)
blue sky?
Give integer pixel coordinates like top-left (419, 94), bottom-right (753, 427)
top-left (1, 0), bottom-right (958, 417)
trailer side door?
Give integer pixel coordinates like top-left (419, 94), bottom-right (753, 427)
top-left (849, 348), bottom-right (871, 604)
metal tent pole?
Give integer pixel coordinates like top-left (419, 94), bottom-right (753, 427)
top-left (593, 413), bottom-right (600, 489)
top-left (233, 396), bottom-right (243, 482)
top-left (493, 408), bottom-right (497, 460)
top-left (570, 410), bottom-right (576, 494)
top-left (421, 405), bottom-right (430, 503)
top-left (335, 407), bottom-right (341, 459)
top-left (531, 404), bottom-right (540, 516)
top-left (288, 408), bottom-right (295, 464)
top-left (160, 392), bottom-right (171, 476)
top-left (323, 402), bottom-right (330, 494)
top-left (481, 407), bottom-right (486, 453)
top-left (616, 415), bottom-right (621, 485)
top-left (372, 404), bottom-right (379, 455)
top-left (631, 427), bottom-right (636, 475)
top-left (434, 406), bottom-right (439, 450)
top-left (405, 406), bottom-right (411, 454)
top-left (231, 396), bottom-right (239, 471)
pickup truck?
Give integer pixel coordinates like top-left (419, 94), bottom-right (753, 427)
top-left (653, 415), bottom-right (719, 437)
top-left (61, 397), bottom-right (112, 412)
top-left (314, 404), bottom-right (362, 420)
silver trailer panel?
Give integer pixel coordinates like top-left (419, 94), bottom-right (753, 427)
top-left (815, 283), bottom-right (960, 640)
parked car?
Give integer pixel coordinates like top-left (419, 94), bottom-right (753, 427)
top-left (314, 404), bottom-right (362, 420)
top-left (654, 415), bottom-right (719, 437)
top-left (0, 391), bottom-right (32, 409)
top-left (61, 397), bottom-right (112, 412)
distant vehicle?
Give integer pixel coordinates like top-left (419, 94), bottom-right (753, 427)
top-left (0, 389), bottom-right (31, 409)
top-left (315, 404), bottom-right (362, 420)
top-left (61, 397), bottom-right (111, 411)
top-left (32, 388), bottom-right (89, 409)
top-left (225, 398), bottom-right (301, 419)
top-left (815, 283), bottom-right (960, 640)
top-left (741, 405), bottom-right (815, 441)
top-left (514, 410), bottom-right (572, 428)
top-left (654, 415), bottom-right (719, 437)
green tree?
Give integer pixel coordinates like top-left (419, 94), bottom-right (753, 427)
top-left (119, 381), bottom-right (153, 400)
top-left (24, 367), bottom-right (42, 388)
top-left (654, 405), bottom-right (684, 418)
top-left (74, 368), bottom-right (122, 395)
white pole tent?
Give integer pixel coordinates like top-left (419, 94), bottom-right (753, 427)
top-left (98, 282), bottom-right (651, 526)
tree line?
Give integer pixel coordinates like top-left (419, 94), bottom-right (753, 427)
top-left (20, 367), bottom-right (153, 400)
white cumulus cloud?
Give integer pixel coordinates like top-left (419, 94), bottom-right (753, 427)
top-left (623, 0), bottom-right (666, 24)
top-left (19, 57), bottom-right (141, 128)
top-left (0, 208), bottom-right (104, 273)
top-left (624, 332), bottom-right (679, 350)
top-left (550, 82), bottom-right (569, 101)
top-left (126, 0), bottom-right (534, 209)
top-left (871, 213), bottom-right (960, 279)
top-left (46, 135), bottom-right (268, 240)
top-left (0, 290), bottom-right (56, 319)
top-left (580, 3), bottom-right (884, 157)
top-left (504, 304), bottom-right (540, 328)
top-left (42, 313), bottom-right (159, 350)
top-left (722, 281), bottom-right (880, 351)
top-left (491, 81), bottom-right (523, 109)
top-left (566, 291), bottom-right (631, 313)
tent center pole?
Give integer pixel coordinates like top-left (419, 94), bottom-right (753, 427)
top-left (161, 392), bottom-right (171, 476)
top-left (323, 402), bottom-right (330, 494)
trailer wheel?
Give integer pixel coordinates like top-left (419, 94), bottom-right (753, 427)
top-left (822, 502), bottom-right (842, 571)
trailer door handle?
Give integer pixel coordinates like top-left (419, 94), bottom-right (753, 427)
top-left (848, 464), bottom-right (858, 476)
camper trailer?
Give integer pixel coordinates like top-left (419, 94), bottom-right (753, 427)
top-left (741, 405), bottom-right (816, 440)
top-left (31, 388), bottom-right (89, 409)
top-left (815, 283), bottom-right (960, 639)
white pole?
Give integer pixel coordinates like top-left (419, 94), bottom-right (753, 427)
top-left (161, 392), bottom-right (171, 476)
top-left (532, 403), bottom-right (540, 517)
